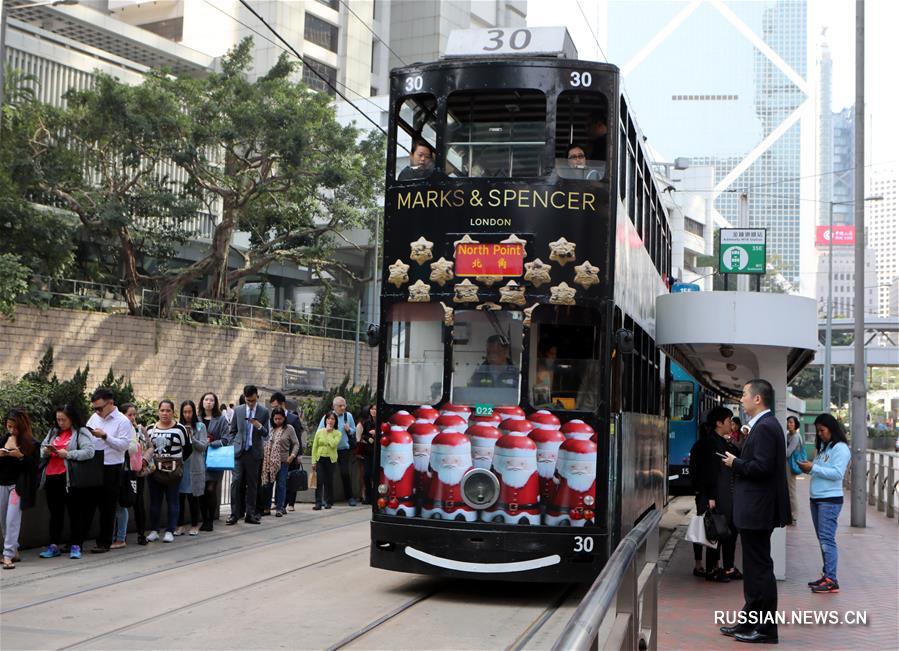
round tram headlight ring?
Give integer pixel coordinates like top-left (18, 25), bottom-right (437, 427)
top-left (460, 468), bottom-right (501, 510)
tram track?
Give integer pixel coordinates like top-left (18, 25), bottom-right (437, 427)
top-left (1, 508), bottom-right (369, 614)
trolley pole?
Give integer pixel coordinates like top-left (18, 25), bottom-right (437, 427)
top-left (850, 0), bottom-right (866, 528)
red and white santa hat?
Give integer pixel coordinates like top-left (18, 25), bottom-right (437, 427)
top-left (494, 433), bottom-right (537, 458)
top-left (499, 418), bottom-right (534, 437)
top-left (469, 413), bottom-right (503, 427)
top-left (529, 427), bottom-right (566, 449)
top-left (561, 419), bottom-right (596, 441)
top-left (408, 422), bottom-right (439, 445)
top-left (429, 431), bottom-right (471, 458)
top-left (466, 424), bottom-right (502, 448)
top-left (380, 428), bottom-right (413, 450)
top-left (388, 410), bottom-right (416, 430)
top-left (439, 403), bottom-right (472, 422)
top-left (558, 437), bottom-right (598, 464)
top-left (528, 410), bottom-right (561, 431)
top-left (413, 405), bottom-right (439, 424)
top-left (435, 413), bottom-right (468, 434)
top-left (493, 405), bottom-right (526, 422)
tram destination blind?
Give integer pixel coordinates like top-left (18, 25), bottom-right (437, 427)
top-left (444, 27), bottom-right (578, 59)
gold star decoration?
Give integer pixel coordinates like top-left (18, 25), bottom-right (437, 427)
top-left (410, 236), bottom-right (434, 265)
top-left (387, 259), bottom-right (410, 288)
top-left (475, 275), bottom-right (503, 286)
top-left (429, 257), bottom-right (454, 286)
top-left (549, 237), bottom-right (577, 266)
top-left (549, 282), bottom-right (577, 305)
top-left (524, 258), bottom-right (552, 287)
top-left (499, 280), bottom-right (526, 306)
top-left (500, 233), bottom-right (528, 256)
top-left (453, 234), bottom-right (480, 249)
top-left (476, 302), bottom-right (502, 311)
top-left (453, 279), bottom-right (479, 303)
top-left (408, 280), bottom-right (431, 302)
top-left (522, 304), bottom-right (537, 329)
top-left (440, 302), bottom-right (454, 326)
top-left (573, 260), bottom-right (600, 289)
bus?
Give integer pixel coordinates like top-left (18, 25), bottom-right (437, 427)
top-left (368, 27), bottom-right (671, 583)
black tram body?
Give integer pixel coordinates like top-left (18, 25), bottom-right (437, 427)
top-left (370, 53), bottom-right (671, 583)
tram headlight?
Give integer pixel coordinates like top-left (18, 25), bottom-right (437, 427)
top-left (460, 468), bottom-right (500, 510)
top-left (584, 495), bottom-right (595, 507)
top-left (378, 483), bottom-right (388, 495)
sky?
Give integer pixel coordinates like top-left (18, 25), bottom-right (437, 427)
top-left (527, 0), bottom-right (897, 168)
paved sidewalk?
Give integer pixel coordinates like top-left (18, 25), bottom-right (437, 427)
top-left (659, 475), bottom-right (899, 650)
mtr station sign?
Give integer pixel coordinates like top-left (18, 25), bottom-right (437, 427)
top-left (719, 228), bottom-right (767, 274)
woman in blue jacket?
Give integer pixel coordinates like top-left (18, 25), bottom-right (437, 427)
top-left (797, 413), bottom-right (850, 594)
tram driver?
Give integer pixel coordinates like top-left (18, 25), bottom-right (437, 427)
top-left (467, 334), bottom-right (519, 389)
top-left (398, 138), bottom-right (435, 180)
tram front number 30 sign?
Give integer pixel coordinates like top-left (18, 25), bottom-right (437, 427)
top-left (719, 228), bottom-right (767, 274)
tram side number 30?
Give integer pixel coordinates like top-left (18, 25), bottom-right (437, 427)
top-left (573, 536), bottom-right (594, 553)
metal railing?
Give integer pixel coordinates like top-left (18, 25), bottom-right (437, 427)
top-left (21, 275), bottom-right (362, 341)
top-left (552, 509), bottom-right (661, 651)
top-left (842, 449), bottom-right (899, 524)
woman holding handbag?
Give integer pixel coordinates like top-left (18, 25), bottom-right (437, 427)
top-left (38, 405), bottom-right (96, 559)
top-left (146, 401), bottom-right (188, 543)
top-left (1, 409), bottom-right (39, 569)
top-left (312, 412), bottom-right (342, 511)
top-left (199, 392), bottom-right (229, 531)
top-left (175, 401), bottom-right (206, 536)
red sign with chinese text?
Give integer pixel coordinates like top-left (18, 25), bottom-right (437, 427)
top-left (816, 225), bottom-right (856, 246)
top-left (455, 243), bottom-right (524, 276)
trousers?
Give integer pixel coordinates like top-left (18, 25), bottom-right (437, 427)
top-left (739, 528), bottom-right (778, 636)
top-left (0, 484), bottom-right (22, 558)
top-left (315, 458), bottom-right (334, 506)
top-left (231, 453), bottom-right (260, 519)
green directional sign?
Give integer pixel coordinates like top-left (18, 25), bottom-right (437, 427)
top-left (719, 228), bottom-right (766, 274)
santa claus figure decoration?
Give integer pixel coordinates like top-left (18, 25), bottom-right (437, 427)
top-left (469, 412), bottom-right (503, 427)
top-left (545, 438), bottom-right (597, 527)
top-left (561, 419), bottom-right (596, 442)
top-left (439, 403), bottom-right (472, 422)
top-left (493, 405), bottom-right (526, 422)
top-left (388, 410), bottom-right (416, 430)
top-left (529, 428), bottom-right (565, 504)
top-left (378, 429), bottom-right (416, 517)
top-left (413, 405), bottom-right (439, 424)
top-left (422, 432), bottom-right (476, 521)
top-left (529, 410), bottom-right (561, 431)
top-left (434, 413), bottom-right (467, 434)
top-left (484, 434), bottom-right (540, 525)
top-left (500, 418), bottom-right (534, 437)
top-left (467, 424), bottom-right (502, 470)
top-left (408, 422), bottom-right (439, 496)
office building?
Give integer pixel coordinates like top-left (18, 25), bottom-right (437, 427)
top-left (868, 166), bottom-right (898, 317)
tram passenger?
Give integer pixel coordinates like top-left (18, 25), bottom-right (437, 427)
top-left (559, 144), bottom-right (601, 181)
top-left (467, 335), bottom-right (519, 389)
top-left (397, 139), bottom-right (435, 180)
top-left (532, 339), bottom-right (557, 406)
top-left (585, 112), bottom-right (608, 162)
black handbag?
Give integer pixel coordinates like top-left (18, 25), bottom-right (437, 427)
top-left (704, 509), bottom-right (731, 542)
top-left (288, 463), bottom-right (308, 493)
top-left (68, 430), bottom-right (105, 488)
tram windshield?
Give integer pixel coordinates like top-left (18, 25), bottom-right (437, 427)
top-left (450, 310), bottom-right (523, 406)
top-left (555, 90), bottom-right (609, 181)
top-left (395, 94), bottom-right (438, 181)
top-left (446, 90), bottom-right (546, 178)
top-left (384, 303), bottom-right (444, 405)
top-left (670, 381), bottom-right (695, 421)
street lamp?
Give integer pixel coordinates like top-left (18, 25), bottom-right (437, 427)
top-left (822, 195), bottom-right (883, 412)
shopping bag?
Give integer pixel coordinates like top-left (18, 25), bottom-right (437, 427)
top-left (68, 449), bottom-right (105, 488)
top-left (206, 445), bottom-right (235, 471)
top-left (685, 514), bottom-right (718, 549)
top-left (309, 464), bottom-right (318, 490)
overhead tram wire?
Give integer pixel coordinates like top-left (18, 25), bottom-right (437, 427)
top-left (338, 0), bottom-right (408, 66)
top-left (574, 0), bottom-right (608, 63)
top-left (217, 0), bottom-right (389, 139)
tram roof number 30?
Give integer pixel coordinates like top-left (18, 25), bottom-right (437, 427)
top-left (444, 26), bottom-right (578, 59)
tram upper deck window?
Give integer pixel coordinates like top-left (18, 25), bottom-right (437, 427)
top-left (555, 91), bottom-right (609, 181)
top-left (451, 310), bottom-right (523, 406)
top-left (395, 94), bottom-right (438, 181)
top-left (670, 381), bottom-right (694, 421)
top-left (529, 306), bottom-right (601, 412)
top-left (446, 90), bottom-right (546, 178)
top-left (384, 303), bottom-right (444, 405)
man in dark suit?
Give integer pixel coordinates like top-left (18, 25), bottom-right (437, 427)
top-left (226, 385), bottom-right (269, 525)
top-left (721, 379), bottom-right (790, 644)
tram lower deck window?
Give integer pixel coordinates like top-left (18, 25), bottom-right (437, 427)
top-left (446, 90), bottom-right (546, 178)
top-left (451, 310), bottom-right (523, 406)
top-left (384, 303), bottom-right (444, 405)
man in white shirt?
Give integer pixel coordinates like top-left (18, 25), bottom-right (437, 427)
top-left (85, 388), bottom-right (134, 553)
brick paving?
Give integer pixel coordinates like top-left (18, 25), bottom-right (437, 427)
top-left (659, 476), bottom-right (899, 650)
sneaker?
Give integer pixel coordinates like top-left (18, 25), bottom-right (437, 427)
top-left (146, 531), bottom-right (160, 542)
top-left (811, 578), bottom-right (840, 593)
top-left (188, 528), bottom-right (200, 536)
top-left (162, 531), bottom-right (174, 543)
top-left (39, 544), bottom-right (61, 559)
top-left (110, 541), bottom-right (127, 550)
top-left (173, 527), bottom-right (185, 536)
top-left (807, 576), bottom-right (827, 587)
top-left (69, 545), bottom-right (82, 559)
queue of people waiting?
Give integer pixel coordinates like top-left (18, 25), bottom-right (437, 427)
top-left (0, 386), bottom-right (374, 569)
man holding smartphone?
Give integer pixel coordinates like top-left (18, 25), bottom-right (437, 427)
top-left (226, 385), bottom-right (269, 525)
top-left (85, 388), bottom-right (133, 553)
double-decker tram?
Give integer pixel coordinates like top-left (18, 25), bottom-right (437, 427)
top-left (369, 28), bottom-right (672, 583)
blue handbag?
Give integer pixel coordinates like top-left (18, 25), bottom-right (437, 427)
top-left (206, 445), bottom-right (235, 470)
top-left (789, 443), bottom-right (807, 475)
